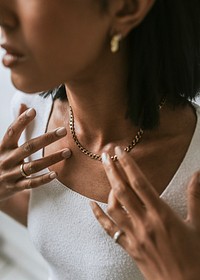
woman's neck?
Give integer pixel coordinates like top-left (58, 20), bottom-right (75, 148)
top-left (63, 45), bottom-right (141, 151)
top-left (65, 84), bottom-right (138, 150)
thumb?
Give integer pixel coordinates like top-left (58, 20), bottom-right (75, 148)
top-left (186, 172), bottom-right (200, 230)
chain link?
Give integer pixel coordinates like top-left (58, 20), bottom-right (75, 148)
top-left (69, 98), bottom-right (165, 162)
top-left (69, 107), bottom-right (144, 162)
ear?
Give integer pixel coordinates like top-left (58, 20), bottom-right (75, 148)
top-left (111, 0), bottom-right (156, 37)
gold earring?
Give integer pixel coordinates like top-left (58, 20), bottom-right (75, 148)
top-left (111, 34), bottom-right (122, 53)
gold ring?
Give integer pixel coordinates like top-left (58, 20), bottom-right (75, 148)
top-left (113, 230), bottom-right (123, 243)
top-left (20, 163), bottom-right (28, 178)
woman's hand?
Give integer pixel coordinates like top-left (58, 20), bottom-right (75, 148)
top-left (0, 105), bottom-right (71, 202)
top-left (91, 147), bottom-right (200, 280)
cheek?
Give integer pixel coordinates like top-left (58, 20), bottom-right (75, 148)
top-left (12, 2), bottom-right (110, 92)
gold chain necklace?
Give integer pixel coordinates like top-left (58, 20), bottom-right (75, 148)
top-left (69, 99), bottom-right (165, 162)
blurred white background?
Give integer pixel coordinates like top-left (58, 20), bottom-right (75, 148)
top-left (0, 49), bottom-right (49, 279)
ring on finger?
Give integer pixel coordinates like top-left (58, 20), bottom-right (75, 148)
top-left (20, 163), bottom-right (29, 178)
top-left (113, 230), bottom-right (123, 243)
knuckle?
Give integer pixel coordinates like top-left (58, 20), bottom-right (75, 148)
top-left (18, 114), bottom-right (26, 124)
top-left (104, 221), bottom-right (114, 235)
top-left (18, 112), bottom-right (30, 124)
top-left (132, 232), bottom-right (147, 254)
top-left (44, 132), bottom-right (55, 143)
top-left (26, 179), bottom-right (33, 189)
top-left (26, 162), bottom-right (36, 174)
top-left (0, 158), bottom-right (9, 171)
top-left (23, 141), bottom-right (34, 153)
top-left (143, 222), bottom-right (155, 239)
top-left (148, 207), bottom-right (169, 231)
top-left (135, 240), bottom-right (146, 255)
top-left (6, 125), bottom-right (14, 138)
top-left (114, 182), bottom-right (126, 197)
top-left (6, 183), bottom-right (17, 192)
top-left (131, 177), bottom-right (146, 192)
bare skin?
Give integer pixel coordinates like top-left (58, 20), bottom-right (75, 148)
top-left (0, 0), bottom-right (158, 219)
top-left (0, 105), bottom-right (71, 225)
top-left (45, 98), bottom-right (196, 202)
top-left (91, 149), bottom-right (200, 280)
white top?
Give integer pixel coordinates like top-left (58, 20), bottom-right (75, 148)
top-left (11, 92), bottom-right (200, 280)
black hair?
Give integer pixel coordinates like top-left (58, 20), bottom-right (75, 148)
top-left (127, 0), bottom-right (200, 129)
top-left (43, 0), bottom-right (200, 129)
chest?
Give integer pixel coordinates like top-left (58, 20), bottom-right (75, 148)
top-left (28, 184), bottom-right (143, 279)
top-left (44, 133), bottom-right (191, 203)
top-left (43, 101), bottom-right (196, 203)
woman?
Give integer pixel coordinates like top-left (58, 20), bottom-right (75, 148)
top-left (0, 0), bottom-right (200, 279)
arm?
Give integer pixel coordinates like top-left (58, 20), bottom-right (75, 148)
top-left (0, 190), bottom-right (30, 226)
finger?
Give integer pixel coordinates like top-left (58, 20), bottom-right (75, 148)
top-left (186, 171), bottom-right (200, 230)
top-left (21, 148), bottom-right (71, 177)
top-left (102, 152), bottom-right (146, 219)
top-left (107, 190), bottom-right (133, 231)
top-left (15, 171), bottom-right (57, 190)
top-left (5, 148), bottom-right (71, 181)
top-left (114, 146), bottom-right (161, 211)
top-left (1, 108), bottom-right (36, 150)
top-left (18, 103), bottom-right (29, 116)
top-left (5, 127), bottom-right (67, 166)
top-left (90, 201), bottom-right (127, 246)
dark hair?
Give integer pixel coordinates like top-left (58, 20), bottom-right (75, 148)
top-left (44, 0), bottom-right (200, 129)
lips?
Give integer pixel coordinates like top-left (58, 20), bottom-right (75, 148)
top-left (0, 43), bottom-right (24, 56)
top-left (0, 43), bottom-right (26, 67)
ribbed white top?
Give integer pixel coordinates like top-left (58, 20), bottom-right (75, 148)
top-left (11, 92), bottom-right (200, 280)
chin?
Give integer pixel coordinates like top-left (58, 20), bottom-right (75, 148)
top-left (11, 73), bottom-right (59, 94)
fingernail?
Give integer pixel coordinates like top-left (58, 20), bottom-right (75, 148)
top-left (62, 149), bottom-right (71, 159)
top-left (101, 152), bottom-right (110, 165)
top-left (114, 146), bottom-right (124, 158)
top-left (49, 171), bottom-right (57, 179)
top-left (26, 108), bottom-right (35, 117)
top-left (56, 127), bottom-right (67, 136)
